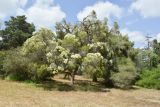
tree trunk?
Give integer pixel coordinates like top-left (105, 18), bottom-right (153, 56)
top-left (103, 70), bottom-right (113, 87)
top-left (63, 72), bottom-right (70, 79)
top-left (70, 72), bottom-right (75, 85)
top-left (92, 74), bottom-right (97, 82)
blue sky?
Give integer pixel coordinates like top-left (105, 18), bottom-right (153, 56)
top-left (0, 0), bottom-right (160, 48)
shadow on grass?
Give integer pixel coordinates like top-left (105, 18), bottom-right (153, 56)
top-left (0, 75), bottom-right (4, 80)
top-left (35, 79), bottom-right (110, 92)
top-left (36, 80), bottom-right (75, 91)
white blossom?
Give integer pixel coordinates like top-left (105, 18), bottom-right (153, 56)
top-left (109, 60), bottom-right (113, 64)
top-left (58, 66), bottom-right (64, 71)
top-left (55, 46), bottom-right (65, 51)
top-left (64, 33), bottom-right (76, 39)
top-left (88, 44), bottom-right (94, 49)
top-left (71, 54), bottom-right (81, 59)
top-left (46, 52), bottom-right (52, 57)
top-left (50, 63), bottom-right (57, 68)
top-left (63, 59), bottom-right (68, 64)
top-left (87, 53), bottom-right (103, 59)
top-left (53, 70), bottom-right (58, 74)
top-left (60, 50), bottom-right (69, 58)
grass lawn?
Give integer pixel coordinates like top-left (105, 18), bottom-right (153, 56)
top-left (0, 75), bottom-right (160, 107)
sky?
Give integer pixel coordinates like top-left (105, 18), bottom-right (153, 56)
top-left (0, 0), bottom-right (160, 48)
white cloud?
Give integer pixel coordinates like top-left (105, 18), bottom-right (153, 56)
top-left (77, 1), bottom-right (123, 21)
top-left (17, 0), bottom-right (66, 28)
top-left (130, 0), bottom-right (160, 18)
top-left (121, 28), bottom-right (146, 48)
top-left (153, 33), bottom-right (160, 42)
top-left (0, 0), bottom-right (27, 19)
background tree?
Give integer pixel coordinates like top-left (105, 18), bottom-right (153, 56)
top-left (0, 15), bottom-right (35, 50)
top-left (135, 38), bottom-right (159, 71)
top-left (55, 19), bottom-right (76, 40)
top-left (152, 39), bottom-right (160, 63)
top-left (110, 21), bottom-right (120, 35)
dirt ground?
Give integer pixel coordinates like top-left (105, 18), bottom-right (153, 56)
top-left (0, 77), bottom-right (160, 107)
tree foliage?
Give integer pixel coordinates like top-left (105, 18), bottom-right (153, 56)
top-left (111, 58), bottom-right (137, 88)
top-left (22, 28), bottom-right (57, 64)
top-left (82, 53), bottom-right (106, 82)
top-left (0, 11), bottom-right (141, 88)
top-left (0, 15), bottom-right (35, 50)
top-left (46, 11), bottom-right (136, 86)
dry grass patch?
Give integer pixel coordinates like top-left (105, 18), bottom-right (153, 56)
top-left (0, 76), bottom-right (160, 107)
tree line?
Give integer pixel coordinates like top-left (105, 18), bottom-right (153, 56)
top-left (0, 11), bottom-right (159, 89)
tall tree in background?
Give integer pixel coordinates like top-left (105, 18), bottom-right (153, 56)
top-left (152, 39), bottom-right (160, 57)
top-left (151, 39), bottom-right (160, 66)
top-left (55, 19), bottom-right (76, 40)
top-left (0, 15), bottom-right (35, 50)
top-left (135, 37), bottom-right (159, 71)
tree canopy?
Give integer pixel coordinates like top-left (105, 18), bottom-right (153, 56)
top-left (0, 15), bottom-right (35, 50)
top-left (0, 11), bottom-right (159, 89)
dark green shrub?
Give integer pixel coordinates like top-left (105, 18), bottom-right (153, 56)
top-left (3, 49), bottom-right (31, 81)
top-left (3, 49), bottom-right (53, 82)
top-left (0, 51), bottom-right (6, 75)
top-left (111, 58), bottom-right (137, 89)
top-left (136, 67), bottom-right (160, 89)
top-left (111, 71), bottom-right (137, 89)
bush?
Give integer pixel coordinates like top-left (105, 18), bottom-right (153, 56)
top-left (111, 58), bottom-right (137, 89)
top-left (3, 49), bottom-right (31, 81)
top-left (111, 71), bottom-right (137, 89)
top-left (28, 63), bottom-right (53, 81)
top-left (37, 64), bottom-right (52, 80)
top-left (3, 49), bottom-right (53, 82)
top-left (0, 51), bottom-right (6, 75)
top-left (136, 67), bottom-right (160, 89)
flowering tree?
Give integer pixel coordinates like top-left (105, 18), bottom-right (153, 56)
top-left (82, 53), bottom-right (106, 82)
top-left (47, 33), bottom-right (82, 84)
top-left (22, 28), bottom-right (57, 64)
top-left (20, 28), bottom-right (57, 81)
